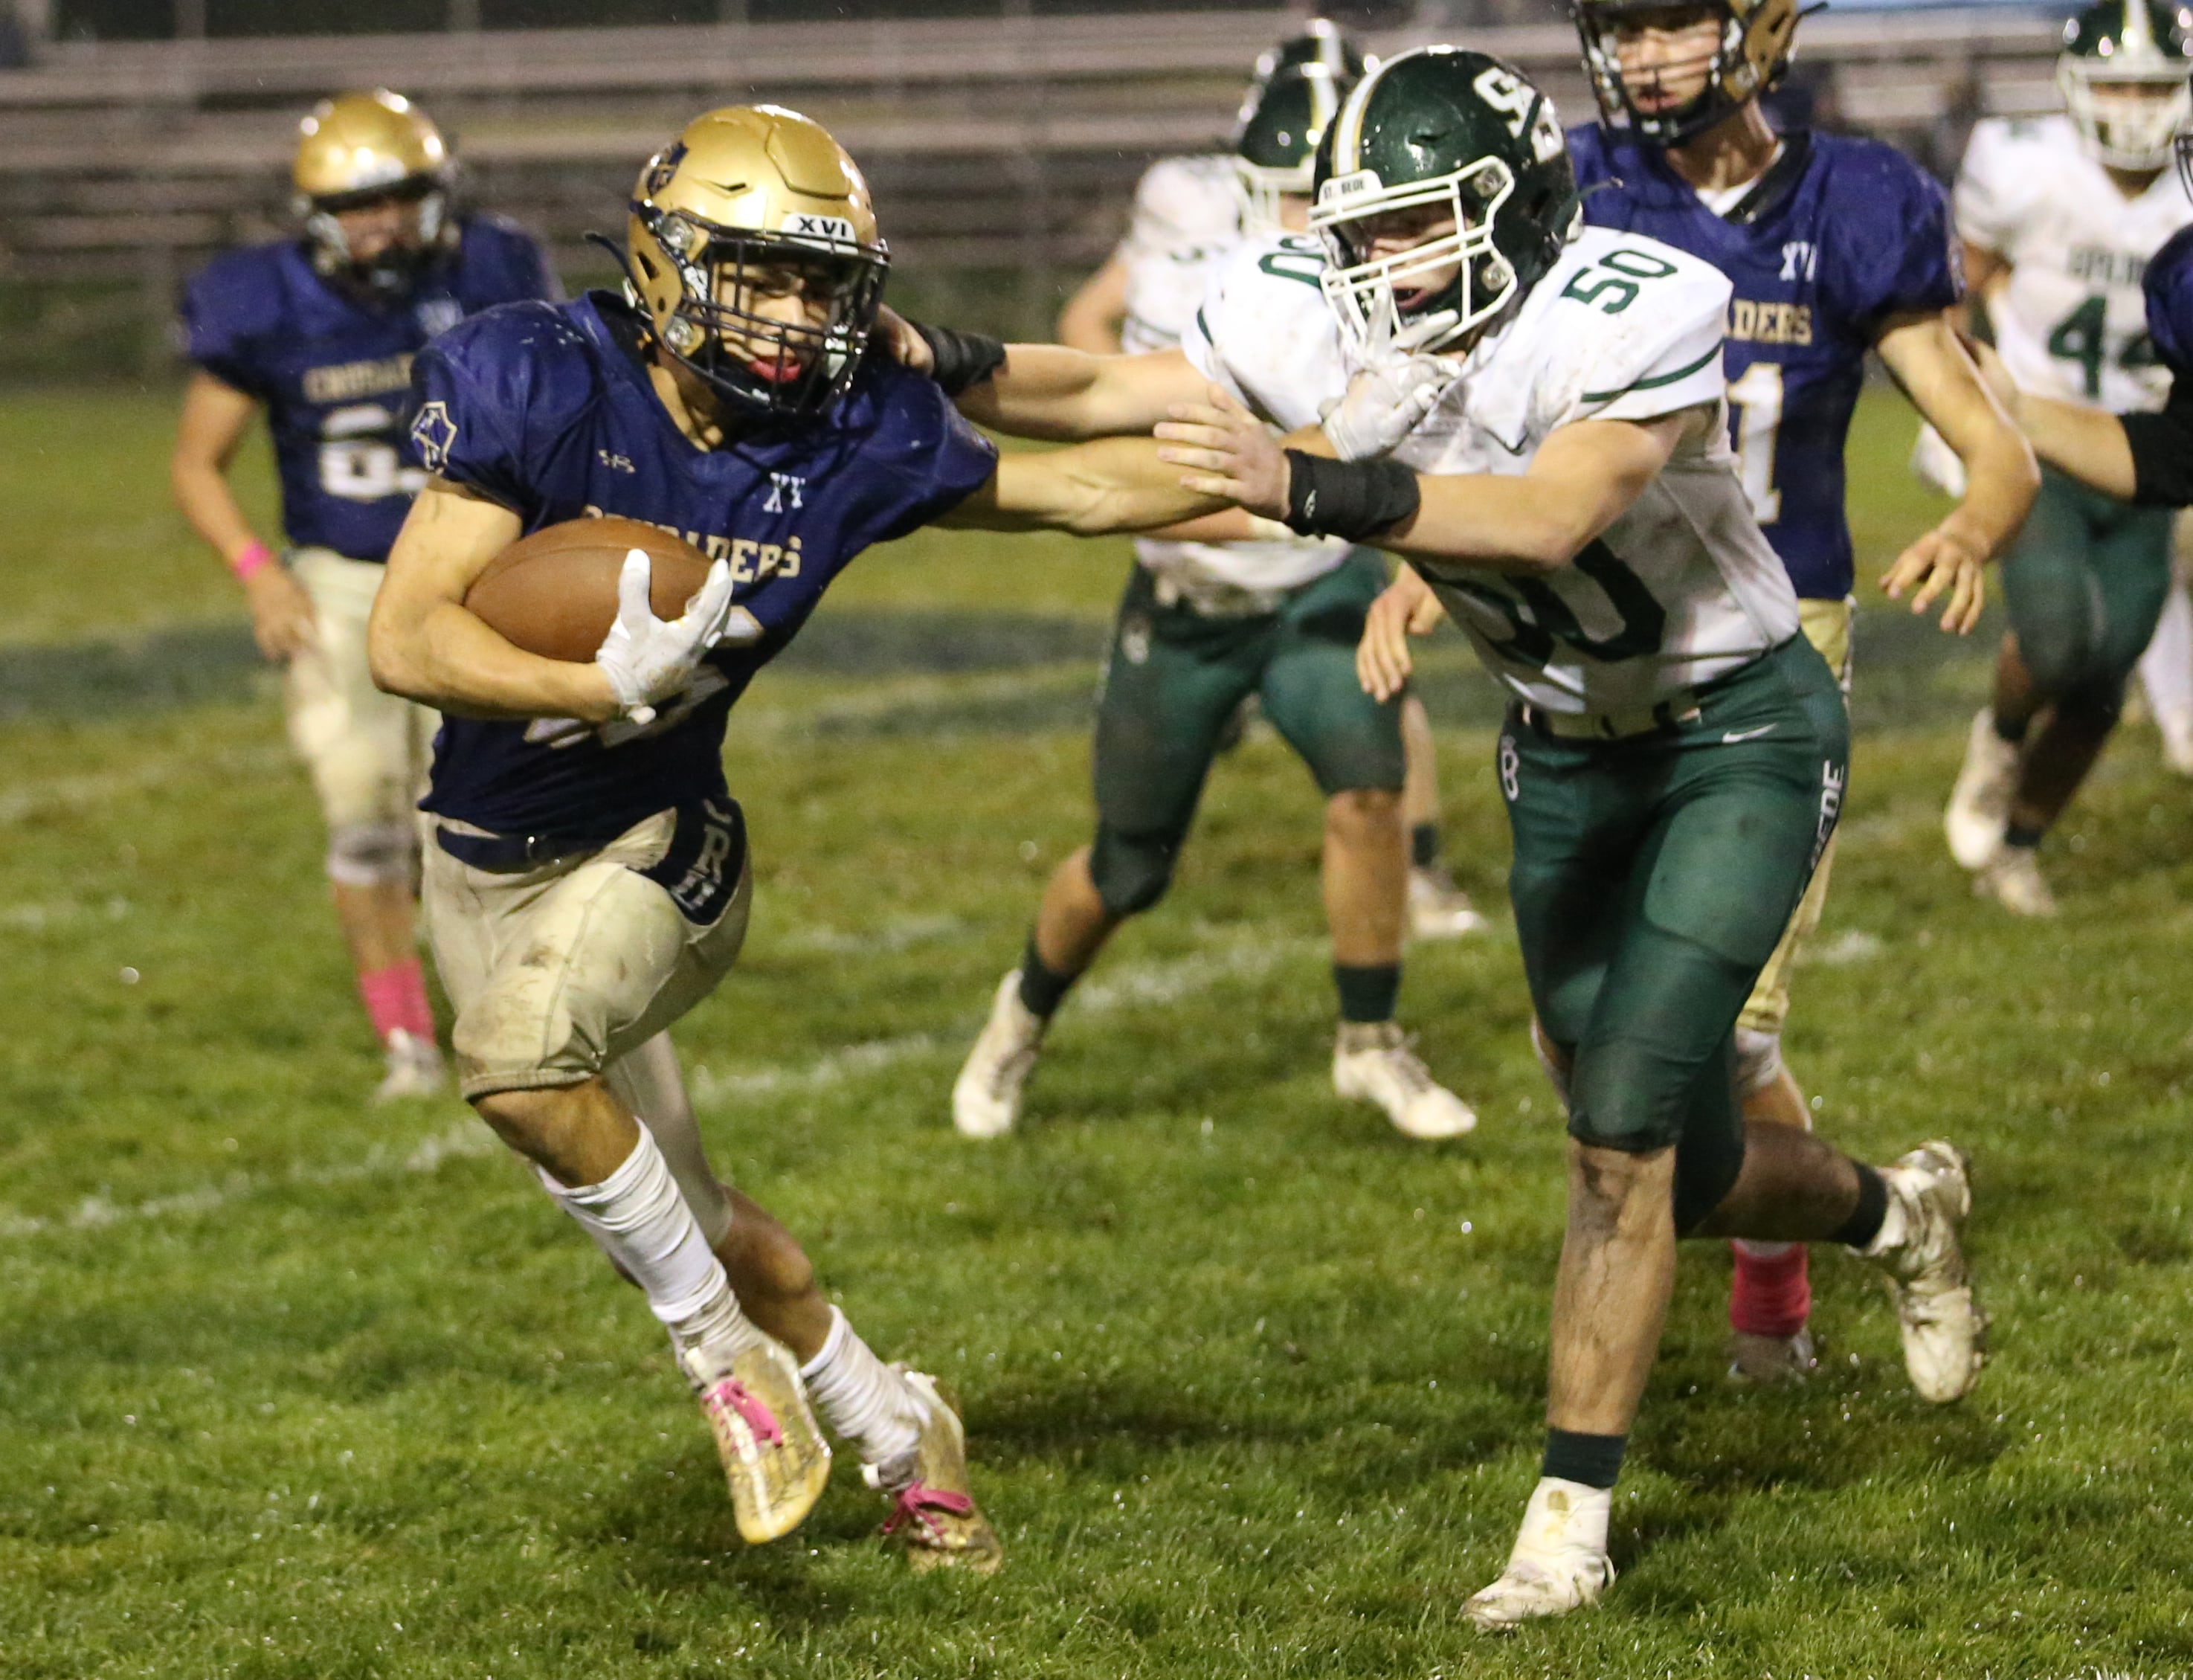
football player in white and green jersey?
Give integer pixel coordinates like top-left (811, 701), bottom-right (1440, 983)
top-left (1057, 25), bottom-right (1488, 942)
top-left (1944, 0), bottom-right (2193, 913)
top-left (950, 48), bottom-right (1483, 1147)
top-left (1153, 45), bottom-right (1988, 1629)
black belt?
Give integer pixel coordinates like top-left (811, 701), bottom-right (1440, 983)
top-left (433, 825), bottom-right (607, 874)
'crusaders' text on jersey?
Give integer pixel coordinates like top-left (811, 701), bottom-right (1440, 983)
top-left (1569, 126), bottom-right (1963, 602)
top-left (180, 216), bottom-right (558, 563)
top-left (408, 291), bottom-right (999, 841)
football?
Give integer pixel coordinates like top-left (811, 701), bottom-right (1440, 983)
top-left (463, 515), bottom-right (715, 663)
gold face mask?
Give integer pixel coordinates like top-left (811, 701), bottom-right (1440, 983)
top-left (625, 105), bottom-right (891, 420)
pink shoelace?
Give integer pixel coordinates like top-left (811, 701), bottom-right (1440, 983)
top-left (880, 1480), bottom-right (975, 1542)
top-left (702, 1378), bottom-right (784, 1449)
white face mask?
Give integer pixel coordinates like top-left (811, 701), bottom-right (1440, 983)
top-left (1312, 161), bottom-right (1517, 360)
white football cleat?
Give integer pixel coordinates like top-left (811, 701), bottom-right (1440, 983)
top-left (952, 970), bottom-right (1046, 1139)
top-left (1863, 1141), bottom-right (1987, 1404)
top-left (683, 1337), bottom-right (832, 1545)
top-left (1944, 707), bottom-right (2020, 870)
top-left (1464, 1478), bottom-right (1616, 1633)
top-left (1407, 866), bottom-right (1490, 941)
top-left (371, 1028), bottom-right (445, 1104)
top-left (1727, 1326), bottom-right (1818, 1386)
top-left (1973, 846), bottom-right (2057, 918)
top-left (1333, 1021), bottom-right (1477, 1139)
top-left (863, 1368), bottom-right (1004, 1574)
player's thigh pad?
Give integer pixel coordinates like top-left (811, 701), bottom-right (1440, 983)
top-left (422, 806), bottom-right (753, 1100)
top-left (1089, 568), bottom-right (1270, 912)
top-left (286, 549), bottom-right (441, 835)
top-left (1258, 556), bottom-right (1405, 796)
top-left (1516, 641), bottom-right (1847, 1156)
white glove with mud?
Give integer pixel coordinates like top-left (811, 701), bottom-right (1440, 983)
top-left (593, 549), bottom-right (744, 725)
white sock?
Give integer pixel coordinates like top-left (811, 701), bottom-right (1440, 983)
top-left (1510, 1477), bottom-right (1611, 1565)
top-left (539, 1124), bottom-right (759, 1359)
top-left (799, 1306), bottom-right (929, 1469)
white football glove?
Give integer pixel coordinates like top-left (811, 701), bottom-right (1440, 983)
top-left (593, 549), bottom-right (744, 725)
top-left (1319, 355), bottom-right (1455, 461)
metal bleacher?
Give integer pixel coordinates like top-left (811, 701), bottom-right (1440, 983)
top-left (0, 6), bottom-right (2067, 369)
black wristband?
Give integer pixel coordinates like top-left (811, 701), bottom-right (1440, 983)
top-left (1281, 450), bottom-right (1421, 541)
top-left (906, 319), bottom-right (1008, 397)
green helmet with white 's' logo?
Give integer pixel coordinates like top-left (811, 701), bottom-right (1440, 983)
top-left (2059, 0), bottom-right (2193, 171)
top-left (1311, 46), bottom-right (1581, 358)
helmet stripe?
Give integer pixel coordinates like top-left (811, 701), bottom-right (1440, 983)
top-left (1333, 49), bottom-right (1406, 175)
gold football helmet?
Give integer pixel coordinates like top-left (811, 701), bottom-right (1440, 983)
top-left (625, 105), bottom-right (890, 419)
top-left (1572, 0), bottom-right (1799, 147)
top-left (294, 89), bottom-right (454, 295)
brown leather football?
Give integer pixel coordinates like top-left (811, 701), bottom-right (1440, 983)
top-left (463, 516), bottom-right (714, 663)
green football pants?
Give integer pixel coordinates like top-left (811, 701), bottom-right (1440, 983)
top-left (1086, 555), bottom-right (1405, 916)
top-left (1501, 636), bottom-right (1849, 1232)
top-left (2002, 465), bottom-right (2174, 722)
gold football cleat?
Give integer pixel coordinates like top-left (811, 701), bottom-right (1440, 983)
top-left (863, 1369), bottom-right (1003, 1574)
top-left (683, 1339), bottom-right (832, 1545)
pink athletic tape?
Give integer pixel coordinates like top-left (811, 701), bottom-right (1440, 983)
top-left (229, 540), bottom-right (274, 582)
top-left (358, 959), bottom-right (434, 1044)
top-left (1730, 1240), bottom-right (1812, 1339)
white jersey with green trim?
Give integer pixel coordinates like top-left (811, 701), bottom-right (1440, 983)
top-left (1184, 225), bottom-right (1801, 715)
top-left (1957, 115), bottom-right (2193, 414)
top-left (1113, 155), bottom-right (1351, 602)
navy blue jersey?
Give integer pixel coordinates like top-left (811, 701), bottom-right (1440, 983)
top-left (1570, 127), bottom-right (1963, 600)
top-left (2145, 223), bottom-right (2193, 378)
top-left (408, 291), bottom-right (999, 840)
top-left (178, 216), bottom-right (558, 561)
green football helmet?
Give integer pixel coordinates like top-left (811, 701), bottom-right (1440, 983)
top-left (2058, 0), bottom-right (2193, 171)
top-left (1234, 62), bottom-right (1348, 234)
top-left (1252, 19), bottom-right (1368, 88)
top-left (1310, 46), bottom-right (1581, 357)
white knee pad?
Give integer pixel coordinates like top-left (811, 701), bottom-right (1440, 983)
top-left (1733, 1026), bottom-right (1785, 1098)
top-left (1529, 1018), bottom-right (1573, 1117)
top-left (326, 820), bottom-right (417, 889)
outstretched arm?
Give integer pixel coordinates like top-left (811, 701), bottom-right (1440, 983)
top-left (1875, 307), bottom-right (2036, 633)
top-left (953, 344), bottom-right (1210, 442)
top-left (936, 437), bottom-right (1228, 535)
top-left (1156, 384), bottom-right (1691, 573)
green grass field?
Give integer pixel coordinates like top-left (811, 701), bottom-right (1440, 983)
top-left (4, 386), bottom-right (2193, 1678)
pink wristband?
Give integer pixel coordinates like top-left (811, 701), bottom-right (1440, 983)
top-left (229, 541), bottom-right (274, 582)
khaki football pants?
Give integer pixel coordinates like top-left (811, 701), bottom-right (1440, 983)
top-left (1736, 596), bottom-right (1852, 1040)
top-left (286, 548), bottom-right (438, 883)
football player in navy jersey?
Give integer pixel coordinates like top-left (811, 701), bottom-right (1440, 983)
top-left (170, 89), bottom-right (558, 1104)
top-left (366, 106), bottom-right (1222, 1566)
top-left (1564, 0), bottom-right (2038, 1383)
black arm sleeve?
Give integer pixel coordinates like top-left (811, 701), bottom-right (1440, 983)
top-left (2122, 376), bottom-right (2193, 508)
top-left (905, 319), bottom-right (1009, 398)
top-left (1281, 451), bottom-right (1421, 542)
